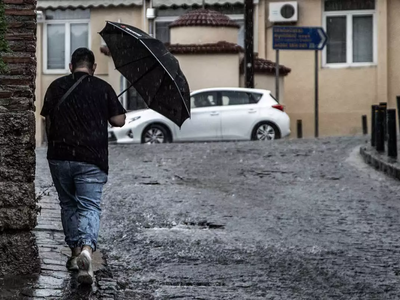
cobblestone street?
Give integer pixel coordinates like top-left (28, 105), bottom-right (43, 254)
top-left (32, 137), bottom-right (400, 299)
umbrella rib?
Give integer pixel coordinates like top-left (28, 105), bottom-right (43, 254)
top-left (138, 40), bottom-right (191, 117)
top-left (114, 54), bottom-right (153, 71)
top-left (117, 61), bottom-right (159, 98)
top-left (132, 61), bottom-right (159, 85)
top-left (102, 22), bottom-right (191, 125)
top-left (117, 81), bottom-right (134, 98)
top-left (148, 71), bottom-right (167, 107)
top-left (123, 61), bottom-right (160, 97)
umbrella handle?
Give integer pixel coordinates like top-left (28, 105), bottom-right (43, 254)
top-left (117, 81), bottom-right (134, 98)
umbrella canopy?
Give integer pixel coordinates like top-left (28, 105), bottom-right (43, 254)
top-left (99, 21), bottom-right (190, 127)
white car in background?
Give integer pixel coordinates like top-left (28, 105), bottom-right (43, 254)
top-left (108, 88), bottom-right (290, 144)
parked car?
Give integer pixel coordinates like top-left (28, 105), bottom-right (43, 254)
top-left (108, 88), bottom-right (290, 144)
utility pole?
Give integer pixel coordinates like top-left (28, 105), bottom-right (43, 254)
top-left (202, 0), bottom-right (205, 9)
top-left (244, 0), bottom-right (254, 88)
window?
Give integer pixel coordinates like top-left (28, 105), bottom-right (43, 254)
top-left (191, 92), bottom-right (217, 108)
top-left (323, 0), bottom-right (376, 67)
top-left (44, 9), bottom-right (90, 73)
top-left (220, 91), bottom-right (261, 106)
top-left (121, 77), bottom-right (147, 111)
top-left (155, 18), bottom-right (175, 44)
top-left (231, 18), bottom-right (245, 48)
top-left (126, 86), bottom-right (147, 111)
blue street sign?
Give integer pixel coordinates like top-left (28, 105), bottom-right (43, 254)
top-left (273, 27), bottom-right (328, 51)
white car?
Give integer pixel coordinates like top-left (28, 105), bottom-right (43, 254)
top-left (108, 87), bottom-right (291, 144)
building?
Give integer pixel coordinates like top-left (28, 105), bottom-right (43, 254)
top-left (100, 8), bottom-right (290, 96)
top-left (35, 0), bottom-right (143, 145)
top-left (264, 0), bottom-right (394, 137)
top-left (35, 0), bottom-right (394, 144)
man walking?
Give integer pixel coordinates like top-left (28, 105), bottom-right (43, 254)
top-left (41, 48), bottom-right (126, 284)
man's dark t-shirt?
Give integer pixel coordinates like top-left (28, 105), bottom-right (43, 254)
top-left (41, 72), bottom-right (126, 174)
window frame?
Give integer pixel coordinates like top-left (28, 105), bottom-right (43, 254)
top-left (322, 9), bottom-right (377, 68)
top-left (229, 15), bottom-right (246, 48)
top-left (154, 16), bottom-right (178, 43)
top-left (43, 18), bottom-right (91, 74)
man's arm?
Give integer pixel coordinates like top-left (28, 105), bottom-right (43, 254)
top-left (109, 114), bottom-right (126, 127)
top-left (107, 85), bottom-right (127, 127)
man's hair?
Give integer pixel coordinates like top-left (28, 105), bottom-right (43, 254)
top-left (71, 48), bottom-right (95, 71)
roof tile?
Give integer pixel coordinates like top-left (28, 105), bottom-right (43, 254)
top-left (169, 9), bottom-right (240, 28)
top-left (166, 41), bottom-right (243, 54)
top-left (240, 57), bottom-right (291, 76)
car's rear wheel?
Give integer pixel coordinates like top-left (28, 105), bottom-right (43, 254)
top-left (252, 122), bottom-right (281, 141)
top-left (141, 124), bottom-right (170, 144)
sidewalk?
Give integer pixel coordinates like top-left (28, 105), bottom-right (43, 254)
top-left (0, 184), bottom-right (117, 299)
top-left (360, 141), bottom-right (400, 180)
top-left (32, 185), bottom-right (119, 299)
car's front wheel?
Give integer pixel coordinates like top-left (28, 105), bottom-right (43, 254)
top-left (252, 122), bottom-right (281, 141)
top-left (141, 124), bottom-right (170, 144)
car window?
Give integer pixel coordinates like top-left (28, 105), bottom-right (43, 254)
top-left (190, 92), bottom-right (217, 108)
top-left (251, 93), bottom-right (263, 102)
top-left (220, 91), bottom-right (261, 106)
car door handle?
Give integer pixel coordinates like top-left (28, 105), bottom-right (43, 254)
top-left (248, 109), bottom-right (257, 114)
top-left (210, 112), bottom-right (219, 116)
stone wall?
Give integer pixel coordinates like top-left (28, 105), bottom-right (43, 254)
top-left (0, 0), bottom-right (39, 276)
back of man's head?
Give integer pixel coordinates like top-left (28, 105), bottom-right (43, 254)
top-left (71, 48), bottom-right (95, 72)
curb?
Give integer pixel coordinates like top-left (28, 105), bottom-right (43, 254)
top-left (360, 146), bottom-right (400, 180)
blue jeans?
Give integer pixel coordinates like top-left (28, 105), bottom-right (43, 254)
top-left (48, 160), bottom-right (108, 251)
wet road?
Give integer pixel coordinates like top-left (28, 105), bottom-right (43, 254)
top-left (37, 137), bottom-right (400, 299)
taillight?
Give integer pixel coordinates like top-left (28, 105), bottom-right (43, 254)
top-left (272, 104), bottom-right (284, 112)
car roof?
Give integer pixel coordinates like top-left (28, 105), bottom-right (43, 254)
top-left (191, 87), bottom-right (271, 95)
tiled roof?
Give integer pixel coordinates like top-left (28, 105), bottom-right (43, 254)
top-left (240, 57), bottom-right (291, 76)
top-left (100, 42), bottom-right (243, 56)
top-left (36, 0), bottom-right (141, 9)
top-left (100, 45), bottom-right (290, 76)
top-left (169, 9), bottom-right (240, 28)
top-left (153, 0), bottom-right (243, 7)
top-left (166, 42), bottom-right (243, 54)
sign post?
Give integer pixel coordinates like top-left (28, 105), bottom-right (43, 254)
top-left (315, 50), bottom-right (319, 138)
top-left (273, 26), bottom-right (327, 138)
top-left (276, 50), bottom-right (279, 102)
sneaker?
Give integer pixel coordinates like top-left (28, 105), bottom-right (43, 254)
top-left (66, 256), bottom-right (79, 271)
top-left (77, 249), bottom-right (94, 285)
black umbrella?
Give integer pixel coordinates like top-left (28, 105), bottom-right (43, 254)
top-left (99, 21), bottom-right (190, 127)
